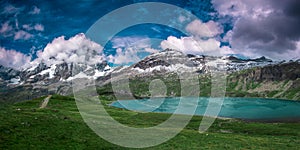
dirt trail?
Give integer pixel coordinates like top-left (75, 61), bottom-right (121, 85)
top-left (40, 95), bottom-right (52, 108)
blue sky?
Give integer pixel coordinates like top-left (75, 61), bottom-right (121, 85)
top-left (0, 0), bottom-right (217, 54)
top-left (1, 0), bottom-right (300, 69)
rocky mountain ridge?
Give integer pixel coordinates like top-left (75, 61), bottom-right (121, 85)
top-left (1, 48), bottom-right (297, 102)
top-left (226, 61), bottom-right (300, 100)
top-left (111, 49), bottom-right (276, 77)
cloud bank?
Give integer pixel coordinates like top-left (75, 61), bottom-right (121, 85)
top-left (108, 36), bottom-right (159, 65)
top-left (160, 36), bottom-right (232, 56)
top-left (32, 33), bottom-right (104, 67)
top-left (212, 0), bottom-right (300, 59)
top-left (108, 48), bottom-right (141, 65)
top-left (161, 19), bottom-right (231, 56)
top-left (1, 33), bottom-right (107, 69)
top-left (185, 20), bottom-right (222, 38)
top-left (0, 47), bottom-right (31, 69)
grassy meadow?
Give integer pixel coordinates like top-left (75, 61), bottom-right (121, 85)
top-left (0, 94), bottom-right (299, 149)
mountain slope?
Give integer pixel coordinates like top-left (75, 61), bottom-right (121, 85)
top-left (227, 61), bottom-right (300, 100)
top-left (95, 49), bottom-right (299, 100)
top-left (0, 61), bottom-right (111, 103)
top-left (1, 49), bottom-right (298, 102)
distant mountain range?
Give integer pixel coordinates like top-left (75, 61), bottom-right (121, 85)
top-left (0, 49), bottom-right (299, 102)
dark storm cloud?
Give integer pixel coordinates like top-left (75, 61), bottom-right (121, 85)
top-left (231, 11), bottom-right (300, 52)
top-left (213, 0), bottom-right (300, 59)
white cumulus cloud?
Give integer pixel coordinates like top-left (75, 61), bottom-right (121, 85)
top-left (34, 33), bottom-right (104, 66)
top-left (144, 48), bottom-right (159, 54)
top-left (160, 19), bottom-right (232, 56)
top-left (0, 47), bottom-right (31, 69)
top-left (160, 36), bottom-right (232, 56)
top-left (108, 48), bottom-right (141, 65)
top-left (108, 36), bottom-right (160, 65)
top-left (186, 19), bottom-right (222, 38)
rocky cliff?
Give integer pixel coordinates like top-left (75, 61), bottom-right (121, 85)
top-left (1, 49), bottom-right (297, 102)
top-left (227, 61), bottom-right (300, 100)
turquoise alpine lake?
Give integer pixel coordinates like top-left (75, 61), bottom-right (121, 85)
top-left (110, 97), bottom-right (300, 121)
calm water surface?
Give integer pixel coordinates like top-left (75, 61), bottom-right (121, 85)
top-left (110, 97), bottom-right (300, 121)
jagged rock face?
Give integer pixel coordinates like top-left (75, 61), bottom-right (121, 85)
top-left (20, 63), bottom-right (48, 79)
top-left (0, 59), bottom-right (111, 102)
top-left (131, 49), bottom-right (205, 75)
top-left (0, 65), bottom-right (20, 80)
top-left (133, 49), bottom-right (184, 69)
top-left (260, 62), bottom-right (300, 81)
top-left (0, 49), bottom-right (275, 86)
top-left (18, 61), bottom-right (110, 84)
top-left (96, 61), bottom-right (108, 71)
top-left (130, 49), bottom-right (275, 75)
top-left (134, 58), bottom-right (171, 70)
top-left (54, 63), bottom-right (72, 80)
top-left (0, 48), bottom-right (283, 102)
top-left (228, 56), bottom-right (272, 63)
top-left (232, 62), bottom-right (300, 82)
top-left (252, 56), bottom-right (272, 62)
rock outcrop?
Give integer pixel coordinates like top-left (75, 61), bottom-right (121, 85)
top-left (0, 48), bottom-right (292, 102)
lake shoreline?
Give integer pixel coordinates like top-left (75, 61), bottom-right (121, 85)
top-left (110, 97), bottom-right (300, 123)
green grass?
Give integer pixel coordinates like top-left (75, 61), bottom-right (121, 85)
top-left (0, 95), bottom-right (299, 149)
top-left (102, 73), bottom-right (299, 101)
top-left (100, 74), bottom-right (214, 98)
top-left (284, 88), bottom-right (300, 100)
top-left (266, 90), bottom-right (280, 98)
top-left (250, 80), bottom-right (261, 89)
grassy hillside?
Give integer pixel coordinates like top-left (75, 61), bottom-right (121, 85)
top-left (97, 72), bottom-right (300, 101)
top-left (226, 62), bottom-right (300, 100)
top-left (1, 95), bottom-right (299, 149)
top-left (1, 62), bottom-right (299, 104)
top-left (227, 74), bottom-right (300, 100)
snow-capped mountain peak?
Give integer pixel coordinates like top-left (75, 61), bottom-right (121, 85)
top-left (0, 48), bottom-right (279, 98)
